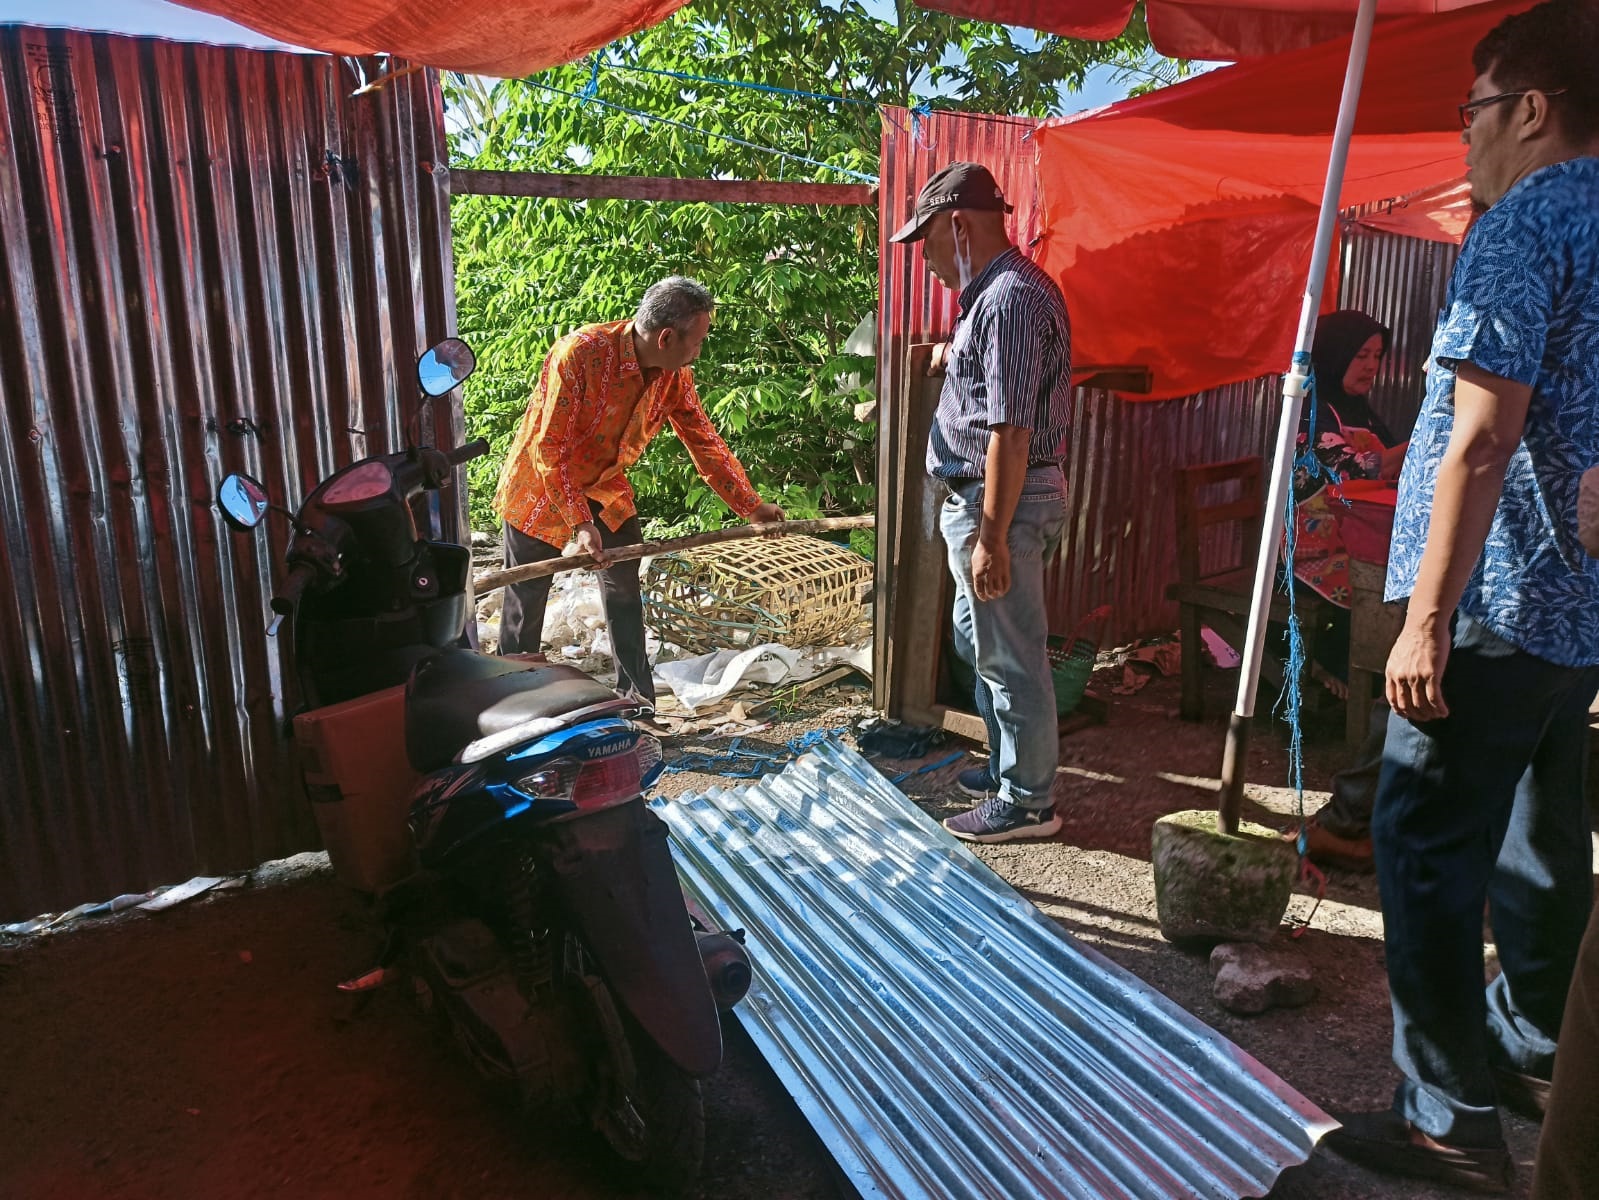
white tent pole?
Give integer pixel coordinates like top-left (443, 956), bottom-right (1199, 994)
top-left (1217, 0), bottom-right (1381, 834)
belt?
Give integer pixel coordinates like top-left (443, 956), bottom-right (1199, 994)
top-left (946, 463), bottom-right (1061, 487)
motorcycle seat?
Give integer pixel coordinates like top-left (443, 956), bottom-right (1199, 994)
top-left (405, 649), bottom-right (628, 772)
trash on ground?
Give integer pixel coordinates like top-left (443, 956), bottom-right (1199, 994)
top-left (854, 715), bottom-right (947, 760)
top-left (1111, 665), bottom-right (1153, 695)
top-left (140, 877), bottom-right (225, 912)
top-left (660, 728), bottom-right (847, 778)
top-left (654, 640), bottom-right (870, 714)
top-left (1, 872), bottom-right (243, 936)
top-left (1200, 625), bottom-right (1243, 668)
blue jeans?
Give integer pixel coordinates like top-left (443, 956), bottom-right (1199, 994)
top-left (1374, 613), bottom-right (1599, 1144)
top-left (939, 469), bottom-right (1067, 809)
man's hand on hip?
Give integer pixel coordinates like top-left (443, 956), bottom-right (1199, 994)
top-left (972, 535), bottom-right (1011, 602)
top-left (573, 522), bottom-right (610, 567)
top-left (1386, 617), bottom-right (1450, 722)
top-left (749, 502), bottom-right (786, 525)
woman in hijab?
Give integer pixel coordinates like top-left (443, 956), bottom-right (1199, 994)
top-left (1293, 311), bottom-right (1406, 587)
top-left (1290, 309), bottom-right (1407, 694)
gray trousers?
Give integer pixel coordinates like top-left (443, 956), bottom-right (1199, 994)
top-left (498, 509), bottom-right (655, 706)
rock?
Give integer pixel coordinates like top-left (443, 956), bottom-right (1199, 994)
top-left (1210, 941), bottom-right (1317, 1015)
top-left (1151, 810), bottom-right (1298, 944)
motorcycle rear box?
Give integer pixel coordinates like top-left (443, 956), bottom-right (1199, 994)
top-left (293, 685), bottom-right (418, 893)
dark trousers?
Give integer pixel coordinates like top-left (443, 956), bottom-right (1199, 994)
top-left (498, 508), bottom-right (655, 706)
top-left (1533, 900), bottom-right (1599, 1199)
top-left (1374, 613), bottom-right (1599, 1144)
top-left (1317, 698), bottom-right (1389, 839)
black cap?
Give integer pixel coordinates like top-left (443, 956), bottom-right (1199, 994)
top-left (889, 162), bottom-right (1013, 244)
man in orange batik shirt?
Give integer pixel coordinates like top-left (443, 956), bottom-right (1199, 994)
top-left (493, 276), bottom-right (784, 711)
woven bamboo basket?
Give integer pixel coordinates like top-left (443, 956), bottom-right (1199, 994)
top-left (643, 535), bottom-right (872, 653)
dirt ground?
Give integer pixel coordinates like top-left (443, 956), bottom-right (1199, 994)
top-left (0, 667), bottom-right (1573, 1200)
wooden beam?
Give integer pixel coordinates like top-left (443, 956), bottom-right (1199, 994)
top-left (449, 169), bottom-right (876, 207)
top-left (474, 515), bottom-right (874, 594)
top-left (901, 704), bottom-right (991, 748)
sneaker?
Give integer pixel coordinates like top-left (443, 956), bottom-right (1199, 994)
top-left (956, 765), bottom-right (997, 798)
top-left (943, 796), bottom-right (1062, 843)
top-left (1323, 1109), bottom-right (1512, 1194)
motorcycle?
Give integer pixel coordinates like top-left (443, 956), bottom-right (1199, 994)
top-left (215, 339), bottom-right (751, 1188)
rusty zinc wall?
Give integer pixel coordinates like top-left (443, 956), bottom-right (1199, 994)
top-left (1339, 215), bottom-right (1459, 437)
top-left (0, 27), bottom-right (460, 920)
top-left (878, 106), bottom-right (1454, 650)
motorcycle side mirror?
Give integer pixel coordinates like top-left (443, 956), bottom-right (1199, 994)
top-left (217, 473), bottom-right (271, 531)
top-left (417, 338), bottom-right (476, 398)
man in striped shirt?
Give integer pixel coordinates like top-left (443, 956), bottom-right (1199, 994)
top-left (891, 162), bottom-right (1073, 842)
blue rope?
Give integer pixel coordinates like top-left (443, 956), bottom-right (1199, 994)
top-left (603, 61), bottom-right (876, 109)
top-left (581, 54), bottom-right (602, 99)
top-left (886, 749), bottom-right (965, 786)
top-left (1276, 352), bottom-right (1334, 857)
top-left (528, 80), bottom-right (880, 184)
top-left (662, 728), bottom-right (849, 778)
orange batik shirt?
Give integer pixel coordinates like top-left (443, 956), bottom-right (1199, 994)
top-left (493, 321), bottom-right (763, 548)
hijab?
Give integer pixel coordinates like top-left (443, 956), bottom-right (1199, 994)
top-left (1306, 309), bottom-right (1394, 446)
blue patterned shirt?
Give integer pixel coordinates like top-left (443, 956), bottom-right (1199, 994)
top-left (927, 247), bottom-right (1073, 480)
top-left (1385, 157), bottom-right (1599, 666)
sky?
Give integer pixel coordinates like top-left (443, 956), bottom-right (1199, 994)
top-left (0, 1), bottom-right (1142, 113)
top-left (0, 0), bottom-right (306, 49)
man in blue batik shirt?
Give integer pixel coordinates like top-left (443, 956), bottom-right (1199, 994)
top-left (1325, 4), bottom-right (1599, 1192)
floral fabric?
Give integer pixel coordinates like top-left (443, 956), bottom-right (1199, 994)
top-left (493, 320), bottom-right (762, 548)
top-left (1386, 158), bottom-right (1599, 667)
top-left (1292, 415), bottom-right (1387, 607)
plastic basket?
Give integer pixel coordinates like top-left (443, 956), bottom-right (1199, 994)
top-left (1046, 636), bottom-right (1097, 716)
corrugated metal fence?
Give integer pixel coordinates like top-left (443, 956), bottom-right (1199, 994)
top-left (878, 107), bottom-right (1457, 648)
top-left (1339, 215), bottom-right (1459, 437)
top-left (0, 27), bottom-right (458, 920)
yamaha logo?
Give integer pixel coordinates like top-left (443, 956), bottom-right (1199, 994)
top-left (583, 738), bottom-right (629, 759)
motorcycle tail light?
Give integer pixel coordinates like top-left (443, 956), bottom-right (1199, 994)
top-left (515, 763), bottom-right (578, 798)
top-left (570, 751), bottom-right (644, 810)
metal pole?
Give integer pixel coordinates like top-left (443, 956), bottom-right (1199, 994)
top-left (1217, 0), bottom-right (1381, 834)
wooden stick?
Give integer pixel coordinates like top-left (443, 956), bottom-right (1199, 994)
top-left (474, 515), bottom-right (876, 594)
top-left (450, 169), bottom-right (876, 208)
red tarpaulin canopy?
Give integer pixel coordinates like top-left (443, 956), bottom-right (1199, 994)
top-left (172, 0), bottom-right (691, 76)
top-left (1031, 0), bottom-right (1528, 400)
top-left (919, 0), bottom-right (1503, 59)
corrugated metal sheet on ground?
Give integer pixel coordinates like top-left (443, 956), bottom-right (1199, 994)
top-left (658, 740), bottom-right (1334, 1200)
top-left (0, 27), bottom-right (458, 920)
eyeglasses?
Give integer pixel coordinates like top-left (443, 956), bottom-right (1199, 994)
top-left (1458, 88), bottom-right (1567, 129)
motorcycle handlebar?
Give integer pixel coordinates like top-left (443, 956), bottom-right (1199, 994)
top-left (444, 438), bottom-right (489, 467)
top-left (270, 562), bottom-right (317, 617)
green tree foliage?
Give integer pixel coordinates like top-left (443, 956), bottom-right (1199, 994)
top-left (447, 1), bottom-right (1170, 540)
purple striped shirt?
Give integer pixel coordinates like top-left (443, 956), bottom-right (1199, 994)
top-left (927, 247), bottom-right (1072, 481)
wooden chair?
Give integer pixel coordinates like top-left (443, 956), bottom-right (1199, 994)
top-left (1165, 456), bottom-right (1327, 720)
